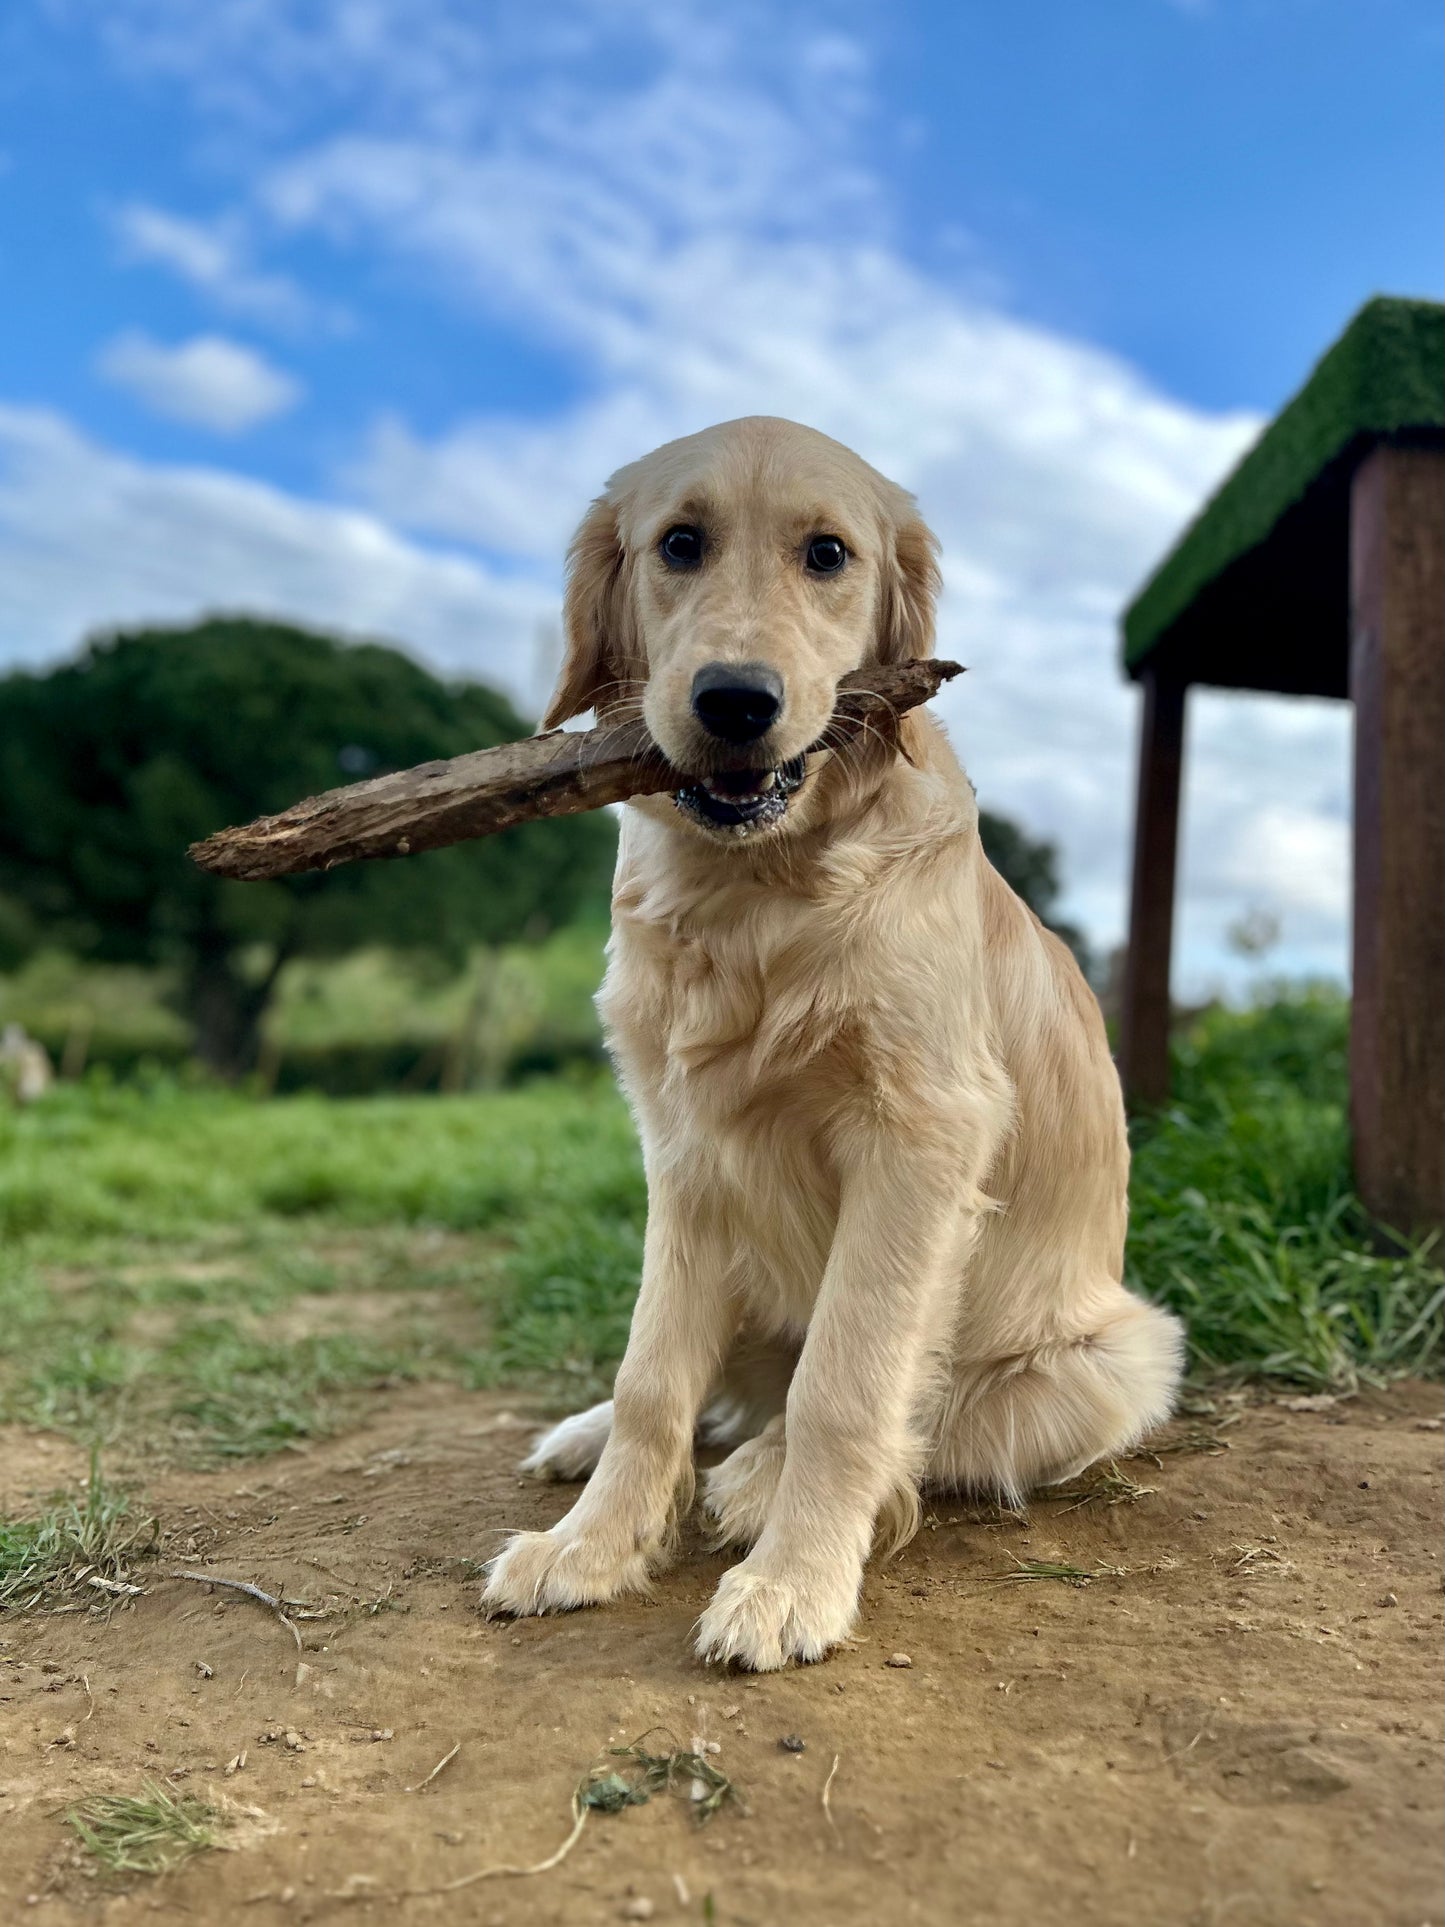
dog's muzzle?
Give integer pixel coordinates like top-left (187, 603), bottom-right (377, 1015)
top-left (673, 754), bottom-right (807, 835)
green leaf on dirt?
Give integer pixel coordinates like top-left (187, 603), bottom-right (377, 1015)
top-left (583, 1732), bottom-right (743, 1824)
top-left (580, 1771), bottom-right (649, 1813)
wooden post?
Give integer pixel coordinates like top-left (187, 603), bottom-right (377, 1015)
top-left (1119, 669), bottom-right (1188, 1107)
top-left (1349, 443), bottom-right (1445, 1235)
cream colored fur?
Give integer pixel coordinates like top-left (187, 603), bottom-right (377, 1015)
top-left (482, 417), bottom-right (1184, 1668)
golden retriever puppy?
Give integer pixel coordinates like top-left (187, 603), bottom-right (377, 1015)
top-left (482, 416), bottom-right (1183, 1670)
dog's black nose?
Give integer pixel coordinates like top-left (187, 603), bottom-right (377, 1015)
top-left (690, 662), bottom-right (784, 744)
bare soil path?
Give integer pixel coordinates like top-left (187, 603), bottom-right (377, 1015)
top-left (2, 1383), bottom-right (1440, 1926)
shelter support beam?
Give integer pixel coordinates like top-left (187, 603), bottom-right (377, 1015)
top-left (1120, 669), bottom-right (1188, 1108)
top-left (1349, 444), bottom-right (1445, 1235)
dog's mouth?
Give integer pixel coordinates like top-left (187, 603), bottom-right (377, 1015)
top-left (673, 755), bottom-right (808, 835)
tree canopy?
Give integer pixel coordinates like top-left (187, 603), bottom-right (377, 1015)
top-left (0, 617), bottom-right (617, 1072)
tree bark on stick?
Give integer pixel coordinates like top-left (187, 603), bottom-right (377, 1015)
top-left (190, 658), bottom-right (963, 883)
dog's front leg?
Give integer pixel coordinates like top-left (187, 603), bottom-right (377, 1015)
top-left (695, 1143), bottom-right (966, 1670)
top-left (482, 1177), bottom-right (736, 1616)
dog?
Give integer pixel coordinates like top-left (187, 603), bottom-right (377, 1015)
top-left (482, 416), bottom-right (1184, 1670)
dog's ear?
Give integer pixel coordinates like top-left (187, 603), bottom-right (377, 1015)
top-left (878, 506), bottom-right (941, 665)
top-left (543, 494), bottom-right (637, 727)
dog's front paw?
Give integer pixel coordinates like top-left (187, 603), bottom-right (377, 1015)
top-left (481, 1522), bottom-right (651, 1618)
top-left (694, 1558), bottom-right (860, 1671)
top-left (520, 1400), bottom-right (613, 1481)
top-left (701, 1419), bottom-right (785, 1550)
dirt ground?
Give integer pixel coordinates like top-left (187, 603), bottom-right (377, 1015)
top-left (2, 1382), bottom-right (1441, 1927)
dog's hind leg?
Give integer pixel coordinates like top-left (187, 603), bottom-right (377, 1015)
top-left (697, 1326), bottom-right (798, 1450)
top-left (522, 1401), bottom-right (614, 1482)
top-left (929, 1290), bottom-right (1184, 1509)
top-left (522, 1328), bottom-right (797, 1483)
top-left (701, 1414), bottom-right (787, 1549)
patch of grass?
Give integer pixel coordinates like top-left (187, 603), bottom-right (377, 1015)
top-left (1127, 991), bottom-right (1444, 1387)
top-left (65, 1781), bottom-right (221, 1877)
top-left (988, 1557), bottom-right (1111, 1588)
top-left (1057, 1462), bottom-right (1157, 1511)
top-left (0, 1078), bottom-right (640, 1253)
top-left (162, 1321), bottom-right (425, 1459)
top-left (0, 1451), bottom-right (155, 1612)
top-left (0, 1080), bottom-right (642, 1459)
top-left (0, 990), bottom-right (1437, 1468)
top-left (478, 1213), bottom-right (643, 1392)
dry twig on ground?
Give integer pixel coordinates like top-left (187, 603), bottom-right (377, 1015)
top-left (168, 1571), bottom-right (323, 1651)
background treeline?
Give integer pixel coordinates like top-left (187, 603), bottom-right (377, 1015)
top-left (0, 618), bottom-right (1083, 1095)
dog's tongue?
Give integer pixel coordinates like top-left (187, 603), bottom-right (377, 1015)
top-left (702, 769), bottom-right (776, 799)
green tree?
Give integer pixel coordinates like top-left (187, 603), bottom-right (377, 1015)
top-left (978, 808), bottom-right (1090, 971)
top-left (0, 618), bottom-right (616, 1076)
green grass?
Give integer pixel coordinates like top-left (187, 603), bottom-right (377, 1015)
top-left (65, 1782), bottom-right (221, 1877)
top-left (988, 1558), bottom-right (1107, 1587)
top-left (0, 990), bottom-right (1437, 1470)
top-left (0, 1450), bottom-right (155, 1610)
top-left (0, 1077), bottom-right (643, 1459)
top-left (1128, 992), bottom-right (1442, 1386)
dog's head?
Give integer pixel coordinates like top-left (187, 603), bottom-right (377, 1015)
top-left (544, 417), bottom-right (941, 842)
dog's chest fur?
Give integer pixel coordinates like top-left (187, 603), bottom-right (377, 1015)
top-left (599, 866), bottom-right (877, 1320)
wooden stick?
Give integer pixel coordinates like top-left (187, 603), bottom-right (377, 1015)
top-left (405, 1740), bottom-right (461, 1793)
top-left (821, 1753), bottom-right (841, 1839)
top-left (189, 658), bottom-right (963, 882)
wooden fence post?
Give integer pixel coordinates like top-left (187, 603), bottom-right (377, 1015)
top-left (1119, 669), bottom-right (1188, 1108)
top-left (1349, 443), bottom-right (1445, 1235)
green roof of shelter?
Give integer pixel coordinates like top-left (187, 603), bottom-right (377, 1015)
top-left (1123, 297), bottom-right (1445, 695)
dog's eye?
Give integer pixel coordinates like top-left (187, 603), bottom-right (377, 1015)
top-left (659, 525), bottom-right (704, 568)
top-left (805, 535), bottom-right (848, 575)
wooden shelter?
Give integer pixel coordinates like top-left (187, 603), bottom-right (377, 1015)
top-left (1119, 296), bottom-right (1444, 1234)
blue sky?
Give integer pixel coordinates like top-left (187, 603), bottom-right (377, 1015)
top-left (0, 0), bottom-right (1439, 986)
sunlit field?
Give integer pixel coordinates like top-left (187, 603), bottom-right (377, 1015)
top-left (1, 991), bottom-right (1437, 1472)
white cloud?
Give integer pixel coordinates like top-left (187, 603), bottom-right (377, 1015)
top-left (1169, 690), bottom-right (1353, 993)
top-left (111, 201), bottom-right (331, 331)
top-left (0, 405), bottom-right (552, 697)
top-left (91, 0), bottom-right (515, 129)
top-left (1226, 804), bottom-right (1351, 922)
top-left (344, 242), bottom-right (1251, 571)
top-left (96, 330), bottom-right (303, 433)
top-left (89, 0), bottom-right (849, 148)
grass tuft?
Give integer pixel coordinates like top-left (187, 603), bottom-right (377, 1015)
top-left (0, 1451), bottom-right (155, 1612)
top-left (65, 1781), bottom-right (221, 1876)
top-left (1058, 1461), bottom-right (1157, 1511)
